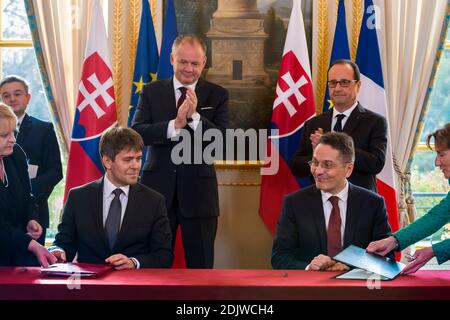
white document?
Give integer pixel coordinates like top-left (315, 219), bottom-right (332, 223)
top-left (28, 164), bottom-right (38, 179)
top-left (335, 268), bottom-right (390, 280)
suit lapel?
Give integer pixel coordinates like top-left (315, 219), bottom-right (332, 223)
top-left (309, 187), bottom-right (328, 253)
top-left (343, 103), bottom-right (364, 135)
top-left (162, 79), bottom-right (177, 120)
top-left (195, 79), bottom-right (209, 110)
top-left (321, 109), bottom-right (333, 132)
top-left (343, 183), bottom-right (360, 247)
top-left (16, 114), bottom-right (32, 146)
top-left (90, 178), bottom-right (109, 249)
top-left (114, 183), bottom-right (140, 250)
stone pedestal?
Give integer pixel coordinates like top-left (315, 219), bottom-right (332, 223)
top-left (206, 0), bottom-right (269, 88)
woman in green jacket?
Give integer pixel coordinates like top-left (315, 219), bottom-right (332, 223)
top-left (367, 123), bottom-right (450, 274)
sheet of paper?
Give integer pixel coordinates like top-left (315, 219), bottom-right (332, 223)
top-left (40, 263), bottom-right (112, 277)
top-left (335, 268), bottom-right (390, 280)
top-left (28, 164), bottom-right (38, 179)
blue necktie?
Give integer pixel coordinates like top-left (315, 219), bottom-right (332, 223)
top-left (105, 188), bottom-right (122, 249)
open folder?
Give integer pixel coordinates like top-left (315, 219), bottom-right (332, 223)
top-left (41, 263), bottom-right (113, 278)
top-left (333, 245), bottom-right (405, 280)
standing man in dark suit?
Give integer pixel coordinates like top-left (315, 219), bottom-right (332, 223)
top-left (290, 59), bottom-right (387, 192)
top-left (272, 132), bottom-right (392, 270)
top-left (0, 75), bottom-right (63, 244)
top-left (132, 35), bottom-right (229, 268)
top-left (50, 127), bottom-right (173, 269)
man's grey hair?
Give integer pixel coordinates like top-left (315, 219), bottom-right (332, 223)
top-left (171, 34), bottom-right (207, 57)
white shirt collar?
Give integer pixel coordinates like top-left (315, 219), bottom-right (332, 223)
top-left (332, 101), bottom-right (358, 119)
top-left (103, 175), bottom-right (130, 198)
top-left (320, 180), bottom-right (349, 204)
top-left (17, 113), bottom-right (26, 129)
top-left (173, 77), bottom-right (197, 91)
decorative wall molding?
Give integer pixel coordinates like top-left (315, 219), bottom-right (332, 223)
top-left (113, 0), bottom-right (123, 122)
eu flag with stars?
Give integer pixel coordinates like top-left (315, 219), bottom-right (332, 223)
top-left (128, 0), bottom-right (159, 127)
top-left (157, 0), bottom-right (178, 80)
top-left (323, 0), bottom-right (350, 112)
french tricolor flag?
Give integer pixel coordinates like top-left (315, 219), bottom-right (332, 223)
top-left (356, 0), bottom-right (399, 233)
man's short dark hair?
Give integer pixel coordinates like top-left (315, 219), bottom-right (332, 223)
top-left (0, 75), bottom-right (29, 94)
top-left (328, 59), bottom-right (361, 81)
top-left (99, 126), bottom-right (144, 161)
top-left (317, 131), bottom-right (355, 163)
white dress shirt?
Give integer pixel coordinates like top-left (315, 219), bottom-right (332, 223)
top-left (102, 176), bottom-right (140, 268)
top-left (16, 113), bottom-right (25, 132)
top-left (102, 175), bottom-right (130, 227)
top-left (167, 77), bottom-right (201, 138)
top-left (305, 181), bottom-right (350, 270)
top-left (331, 101), bottom-right (358, 131)
top-left (320, 181), bottom-right (349, 244)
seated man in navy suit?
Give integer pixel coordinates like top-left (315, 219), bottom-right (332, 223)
top-left (272, 132), bottom-right (392, 270)
top-left (50, 127), bottom-right (173, 270)
top-left (0, 75), bottom-right (63, 245)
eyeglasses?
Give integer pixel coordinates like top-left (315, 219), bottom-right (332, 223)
top-left (308, 159), bottom-right (351, 170)
top-left (308, 159), bottom-right (338, 170)
top-left (327, 79), bottom-right (358, 88)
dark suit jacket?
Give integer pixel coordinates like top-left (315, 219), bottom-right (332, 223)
top-left (0, 144), bottom-right (38, 266)
top-left (272, 183), bottom-right (392, 269)
top-left (53, 178), bottom-right (173, 268)
top-left (17, 114), bottom-right (62, 228)
top-left (131, 78), bottom-right (229, 218)
top-left (290, 103), bottom-right (387, 191)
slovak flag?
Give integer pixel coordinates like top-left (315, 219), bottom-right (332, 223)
top-left (64, 0), bottom-right (117, 200)
top-left (259, 0), bottom-right (316, 235)
top-left (356, 0), bottom-right (399, 233)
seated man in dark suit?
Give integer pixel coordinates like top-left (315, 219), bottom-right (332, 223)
top-left (50, 127), bottom-right (173, 270)
top-left (272, 132), bottom-right (392, 270)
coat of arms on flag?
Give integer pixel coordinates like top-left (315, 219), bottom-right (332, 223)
top-left (64, 0), bottom-right (117, 200)
top-left (259, 0), bottom-right (316, 235)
